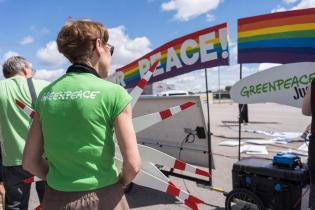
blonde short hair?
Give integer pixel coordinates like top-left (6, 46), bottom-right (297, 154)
top-left (57, 19), bottom-right (109, 64)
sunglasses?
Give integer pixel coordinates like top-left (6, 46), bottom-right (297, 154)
top-left (106, 43), bottom-right (114, 56)
top-left (92, 40), bottom-right (114, 56)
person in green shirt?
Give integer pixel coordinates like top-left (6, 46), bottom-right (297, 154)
top-left (0, 56), bottom-right (49, 210)
top-left (23, 19), bottom-right (141, 210)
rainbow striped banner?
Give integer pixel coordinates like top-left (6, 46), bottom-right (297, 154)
top-left (115, 23), bottom-right (229, 88)
top-left (238, 7), bottom-right (315, 64)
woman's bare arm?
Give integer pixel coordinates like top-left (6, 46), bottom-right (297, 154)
top-left (115, 104), bottom-right (141, 186)
top-left (22, 113), bottom-right (48, 180)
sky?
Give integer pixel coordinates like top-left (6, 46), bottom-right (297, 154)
top-left (0, 0), bottom-right (314, 92)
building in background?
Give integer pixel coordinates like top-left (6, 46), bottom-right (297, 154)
top-left (152, 82), bottom-right (175, 95)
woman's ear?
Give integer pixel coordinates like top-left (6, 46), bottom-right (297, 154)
top-left (94, 38), bottom-right (103, 57)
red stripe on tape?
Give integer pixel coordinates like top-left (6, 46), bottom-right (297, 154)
top-left (138, 79), bottom-right (147, 90)
top-left (180, 101), bottom-right (195, 110)
top-left (184, 200), bottom-right (198, 210)
top-left (166, 182), bottom-right (180, 197)
top-left (169, 181), bottom-right (176, 186)
top-left (30, 111), bottom-right (36, 119)
top-left (34, 204), bottom-right (42, 210)
top-left (16, 99), bottom-right (26, 109)
top-left (160, 109), bottom-right (172, 120)
top-left (149, 61), bottom-right (159, 73)
top-left (174, 159), bottom-right (186, 170)
top-left (184, 195), bottom-right (204, 210)
top-left (195, 168), bottom-right (211, 178)
top-left (187, 195), bottom-right (203, 204)
top-left (22, 177), bottom-right (34, 184)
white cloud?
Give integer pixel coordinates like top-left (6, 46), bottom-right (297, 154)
top-left (206, 14), bottom-right (215, 22)
top-left (1, 51), bottom-right (19, 63)
top-left (228, 41), bottom-right (238, 64)
top-left (258, 63), bottom-right (281, 71)
top-left (35, 26), bottom-right (151, 74)
top-left (20, 35), bottom-right (34, 45)
top-left (163, 70), bottom-right (208, 92)
top-left (272, 5), bottom-right (287, 13)
top-left (33, 69), bottom-right (65, 81)
top-left (161, 0), bottom-right (223, 21)
top-left (161, 64), bottom-right (250, 92)
top-left (241, 66), bottom-right (259, 77)
top-left (108, 26), bottom-right (151, 74)
top-left (292, 0), bottom-right (315, 9)
top-left (36, 41), bottom-right (67, 68)
top-left (272, 0), bottom-right (315, 12)
top-left (283, 0), bottom-right (299, 4)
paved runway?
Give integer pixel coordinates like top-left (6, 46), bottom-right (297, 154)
top-left (28, 102), bottom-right (311, 210)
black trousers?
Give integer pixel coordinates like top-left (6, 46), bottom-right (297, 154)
top-left (2, 165), bottom-right (45, 210)
top-left (308, 140), bottom-right (315, 209)
top-left (239, 104), bottom-right (249, 123)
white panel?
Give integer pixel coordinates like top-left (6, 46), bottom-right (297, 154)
top-left (133, 169), bottom-right (168, 193)
top-left (138, 144), bottom-right (176, 167)
top-left (141, 162), bottom-right (169, 182)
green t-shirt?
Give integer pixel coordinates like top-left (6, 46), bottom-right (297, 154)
top-left (37, 72), bottom-right (131, 192)
top-left (0, 75), bottom-right (49, 166)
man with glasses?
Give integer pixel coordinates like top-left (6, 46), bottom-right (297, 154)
top-left (0, 56), bottom-right (49, 209)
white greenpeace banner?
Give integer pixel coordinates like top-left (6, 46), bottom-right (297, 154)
top-left (230, 62), bottom-right (315, 108)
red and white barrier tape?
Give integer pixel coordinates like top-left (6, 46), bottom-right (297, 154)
top-left (21, 176), bottom-right (42, 184)
top-left (115, 157), bottom-right (204, 210)
top-left (133, 101), bottom-right (196, 133)
top-left (130, 61), bottom-right (159, 108)
top-left (166, 181), bottom-right (203, 210)
top-left (34, 204), bottom-right (42, 210)
top-left (15, 99), bottom-right (36, 119)
top-left (137, 144), bottom-right (211, 179)
top-left (131, 164), bottom-right (204, 210)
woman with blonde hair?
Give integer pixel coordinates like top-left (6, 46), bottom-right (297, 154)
top-left (22, 19), bottom-right (141, 210)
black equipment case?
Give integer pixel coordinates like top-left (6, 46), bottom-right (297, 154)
top-left (232, 158), bottom-right (309, 210)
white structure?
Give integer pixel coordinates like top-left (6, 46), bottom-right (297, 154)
top-left (153, 82), bottom-right (175, 95)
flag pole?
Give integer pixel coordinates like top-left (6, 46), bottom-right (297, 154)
top-left (238, 64), bottom-right (243, 161)
top-left (204, 68), bottom-right (212, 185)
top-left (218, 67), bottom-right (221, 104)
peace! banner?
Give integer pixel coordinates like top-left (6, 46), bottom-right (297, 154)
top-left (114, 23), bottom-right (229, 88)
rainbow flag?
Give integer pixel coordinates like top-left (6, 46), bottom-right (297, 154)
top-left (238, 8), bottom-right (315, 64)
top-left (116, 23), bottom-right (229, 89)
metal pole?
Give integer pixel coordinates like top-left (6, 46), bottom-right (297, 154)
top-left (238, 64), bottom-right (243, 161)
top-left (204, 68), bottom-right (212, 185)
top-left (218, 67), bottom-right (221, 104)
